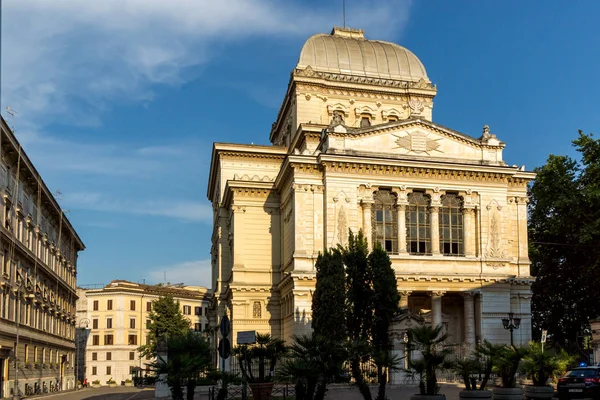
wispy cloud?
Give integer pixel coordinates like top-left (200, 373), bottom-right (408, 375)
top-left (148, 260), bottom-right (212, 288)
top-left (2, 0), bottom-right (412, 126)
top-left (64, 191), bottom-right (212, 223)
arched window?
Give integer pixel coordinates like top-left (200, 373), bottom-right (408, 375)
top-left (252, 301), bottom-right (262, 319)
top-left (406, 192), bottom-right (431, 254)
top-left (360, 114), bottom-right (372, 127)
top-left (440, 194), bottom-right (464, 255)
top-left (372, 190), bottom-right (398, 253)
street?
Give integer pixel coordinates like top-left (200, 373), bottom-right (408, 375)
top-left (24, 387), bottom-right (155, 400)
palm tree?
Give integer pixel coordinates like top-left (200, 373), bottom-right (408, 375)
top-left (278, 334), bottom-right (347, 400)
top-left (407, 324), bottom-right (453, 395)
top-left (152, 330), bottom-right (213, 400)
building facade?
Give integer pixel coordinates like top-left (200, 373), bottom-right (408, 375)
top-left (77, 280), bottom-right (211, 386)
top-left (0, 116), bottom-right (85, 397)
top-left (207, 27), bottom-right (536, 368)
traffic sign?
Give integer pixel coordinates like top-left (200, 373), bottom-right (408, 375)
top-left (541, 330), bottom-right (547, 343)
top-left (220, 315), bottom-right (231, 337)
top-left (218, 338), bottom-right (231, 359)
top-left (237, 330), bottom-right (256, 345)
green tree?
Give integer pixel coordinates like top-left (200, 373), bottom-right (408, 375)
top-left (278, 335), bottom-right (347, 400)
top-left (152, 330), bottom-right (214, 400)
top-left (342, 230), bottom-right (374, 400)
top-left (138, 295), bottom-right (191, 358)
top-left (370, 242), bottom-right (400, 400)
top-left (312, 248), bottom-right (347, 343)
top-left (530, 131), bottom-right (600, 347)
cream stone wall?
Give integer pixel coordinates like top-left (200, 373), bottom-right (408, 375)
top-left (207, 27), bottom-right (535, 369)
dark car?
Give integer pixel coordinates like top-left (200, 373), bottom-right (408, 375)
top-left (558, 367), bottom-right (600, 400)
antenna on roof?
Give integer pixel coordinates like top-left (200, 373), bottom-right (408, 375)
top-left (343, 0), bottom-right (346, 28)
top-left (5, 106), bottom-right (17, 132)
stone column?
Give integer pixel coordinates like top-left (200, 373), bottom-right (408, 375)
top-left (397, 204), bottom-right (408, 254)
top-left (430, 206), bottom-right (440, 255)
top-left (463, 292), bottom-right (476, 349)
top-left (463, 207), bottom-right (476, 257)
top-left (516, 197), bottom-right (530, 264)
top-left (361, 200), bottom-right (373, 251)
top-left (399, 290), bottom-right (412, 310)
top-left (231, 205), bottom-right (246, 268)
top-left (430, 291), bottom-right (445, 329)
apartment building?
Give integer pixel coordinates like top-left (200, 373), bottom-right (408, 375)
top-left (77, 280), bottom-right (211, 385)
top-left (0, 116), bottom-right (85, 397)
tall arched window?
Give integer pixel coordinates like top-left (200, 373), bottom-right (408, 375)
top-left (440, 194), bottom-right (464, 255)
top-left (372, 190), bottom-right (398, 253)
top-left (406, 192), bottom-right (431, 254)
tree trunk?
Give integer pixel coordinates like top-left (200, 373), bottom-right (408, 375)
top-left (351, 357), bottom-right (372, 400)
top-left (186, 380), bottom-right (196, 400)
top-left (376, 365), bottom-right (387, 400)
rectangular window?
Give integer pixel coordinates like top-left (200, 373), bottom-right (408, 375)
top-left (406, 192), bottom-right (432, 255)
top-left (204, 307), bottom-right (208, 316)
top-left (130, 366), bottom-right (136, 374)
top-left (129, 352), bottom-right (135, 360)
top-left (92, 352), bottom-right (97, 361)
top-left (130, 300), bottom-right (136, 311)
top-left (194, 323), bottom-right (201, 332)
top-left (106, 366), bottom-right (111, 375)
top-left (146, 301), bottom-right (152, 312)
top-left (439, 194), bottom-right (465, 256)
top-left (92, 319), bottom-right (98, 329)
top-left (146, 319), bottom-right (151, 329)
top-left (106, 318), bottom-right (112, 329)
top-left (106, 352), bottom-right (111, 361)
top-left (107, 299), bottom-right (113, 310)
top-left (128, 335), bottom-right (138, 345)
top-left (92, 335), bottom-right (99, 346)
top-left (92, 366), bottom-right (97, 375)
top-left (195, 306), bottom-right (202, 316)
top-left (104, 334), bottom-right (114, 345)
top-left (93, 300), bottom-right (99, 311)
top-left (183, 305), bottom-right (191, 315)
top-left (130, 318), bottom-right (136, 329)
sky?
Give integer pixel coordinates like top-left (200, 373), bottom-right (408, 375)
top-left (1, 1), bottom-right (599, 288)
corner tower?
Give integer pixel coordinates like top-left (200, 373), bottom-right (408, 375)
top-left (270, 27), bottom-right (437, 151)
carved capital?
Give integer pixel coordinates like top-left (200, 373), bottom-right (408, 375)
top-left (399, 290), bottom-right (412, 297)
top-left (462, 207), bottom-right (475, 215)
top-left (232, 206), bottom-right (246, 214)
top-left (461, 291), bottom-right (476, 298)
top-left (429, 291), bottom-right (446, 298)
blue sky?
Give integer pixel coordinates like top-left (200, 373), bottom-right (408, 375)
top-left (1, 1), bottom-right (599, 288)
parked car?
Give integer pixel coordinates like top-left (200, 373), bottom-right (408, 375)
top-left (558, 367), bottom-right (600, 400)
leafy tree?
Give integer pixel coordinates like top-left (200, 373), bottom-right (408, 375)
top-left (312, 248), bottom-right (346, 343)
top-left (342, 230), bottom-right (374, 400)
top-left (138, 295), bottom-right (190, 358)
top-left (370, 242), bottom-right (400, 400)
top-left (151, 330), bottom-right (213, 400)
top-left (310, 248), bottom-right (348, 398)
top-left (530, 131), bottom-right (600, 347)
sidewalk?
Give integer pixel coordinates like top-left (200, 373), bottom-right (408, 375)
top-left (193, 382), bottom-right (465, 400)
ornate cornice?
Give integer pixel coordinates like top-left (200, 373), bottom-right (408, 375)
top-left (294, 67), bottom-right (437, 92)
top-left (396, 275), bottom-right (534, 285)
top-left (322, 161), bottom-right (511, 183)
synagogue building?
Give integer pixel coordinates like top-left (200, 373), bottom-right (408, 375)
top-left (207, 27), bottom-right (535, 368)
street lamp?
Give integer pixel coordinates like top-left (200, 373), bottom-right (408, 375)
top-left (501, 312), bottom-right (521, 346)
top-left (75, 318), bottom-right (90, 386)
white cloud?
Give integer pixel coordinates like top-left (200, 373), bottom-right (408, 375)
top-left (2, 0), bottom-right (412, 126)
top-left (64, 191), bottom-right (213, 223)
top-left (148, 260), bottom-right (212, 288)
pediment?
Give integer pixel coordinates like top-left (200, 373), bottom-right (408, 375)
top-left (322, 120), bottom-right (505, 165)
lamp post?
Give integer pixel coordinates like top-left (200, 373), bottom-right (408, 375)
top-left (75, 318), bottom-right (90, 386)
top-left (502, 312), bottom-right (521, 347)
